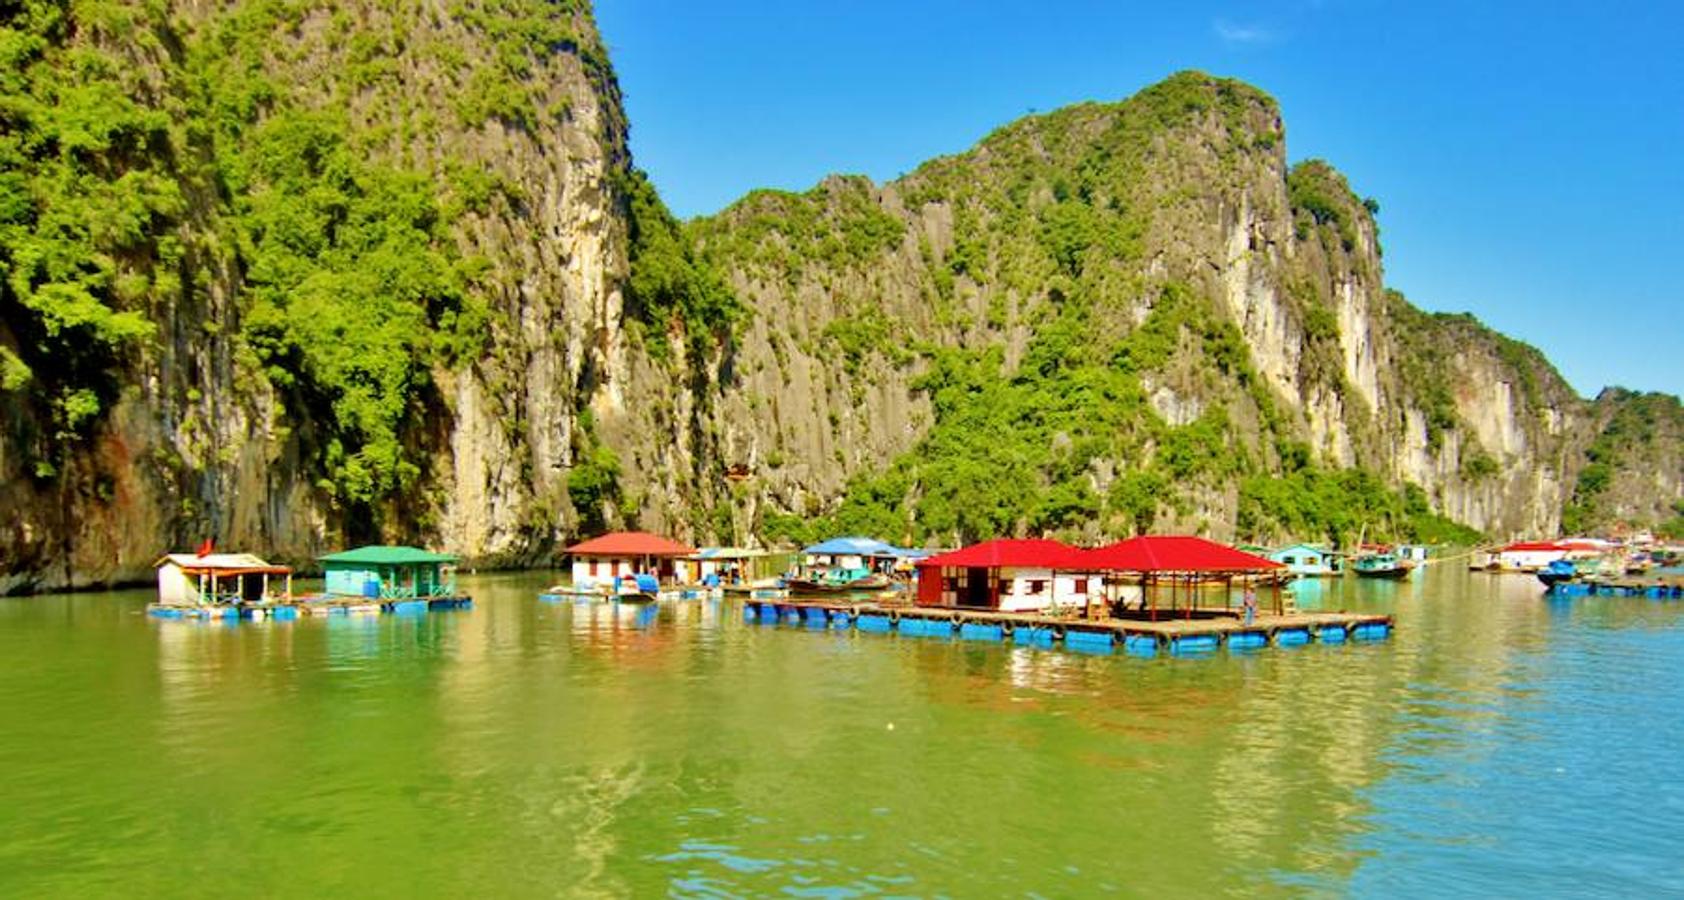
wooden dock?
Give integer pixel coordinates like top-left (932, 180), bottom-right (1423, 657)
top-left (742, 599), bottom-right (1392, 655)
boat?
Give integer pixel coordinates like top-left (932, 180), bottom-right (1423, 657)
top-left (1537, 559), bottom-right (1578, 591)
top-left (1352, 552), bottom-right (1414, 579)
top-left (785, 572), bottom-right (891, 593)
top-left (540, 571), bottom-right (662, 603)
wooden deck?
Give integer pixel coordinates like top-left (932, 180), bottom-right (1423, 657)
top-left (742, 599), bottom-right (1392, 653)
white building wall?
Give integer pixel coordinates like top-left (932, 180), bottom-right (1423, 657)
top-left (996, 568), bottom-right (1099, 612)
top-left (1498, 549), bottom-right (1566, 570)
top-left (572, 557), bottom-right (635, 588)
top-left (156, 564), bottom-right (194, 605)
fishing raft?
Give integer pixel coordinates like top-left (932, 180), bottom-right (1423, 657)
top-left (742, 599), bottom-right (1392, 656)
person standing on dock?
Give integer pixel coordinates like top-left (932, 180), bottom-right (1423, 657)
top-left (1243, 585), bottom-right (1257, 625)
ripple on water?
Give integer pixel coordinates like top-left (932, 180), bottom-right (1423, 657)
top-left (3, 570), bottom-right (1684, 896)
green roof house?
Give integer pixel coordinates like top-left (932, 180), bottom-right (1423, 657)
top-left (319, 546), bottom-right (460, 599)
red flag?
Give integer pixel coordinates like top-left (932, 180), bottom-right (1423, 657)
top-left (196, 538), bottom-right (213, 557)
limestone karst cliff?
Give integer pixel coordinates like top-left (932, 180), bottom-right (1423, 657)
top-left (2, 0), bottom-right (1678, 593)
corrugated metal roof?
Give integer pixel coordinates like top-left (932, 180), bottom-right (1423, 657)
top-left (1080, 536), bottom-right (1282, 572)
top-left (155, 552), bottom-right (291, 575)
top-left (690, 547), bottom-right (767, 560)
top-left (317, 545), bottom-right (459, 565)
top-left (803, 536), bottom-right (901, 557)
top-left (916, 538), bottom-right (1087, 569)
top-left (567, 532), bottom-right (696, 557)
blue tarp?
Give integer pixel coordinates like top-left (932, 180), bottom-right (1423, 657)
top-left (803, 536), bottom-right (924, 558)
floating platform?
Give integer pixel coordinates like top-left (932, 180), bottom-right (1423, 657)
top-left (740, 600), bottom-right (1392, 656)
top-left (1546, 574), bottom-right (1684, 599)
top-left (539, 586), bottom-right (723, 603)
top-left (147, 596), bottom-right (472, 620)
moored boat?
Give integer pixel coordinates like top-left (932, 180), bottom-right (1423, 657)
top-left (1353, 552), bottom-right (1414, 579)
top-left (786, 572), bottom-right (891, 593)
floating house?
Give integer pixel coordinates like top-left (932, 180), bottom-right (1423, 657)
top-left (1082, 536), bottom-right (1286, 618)
top-left (319, 546), bottom-right (460, 599)
top-left (1494, 541), bottom-right (1571, 572)
top-left (567, 531), bottom-right (697, 590)
top-left (1268, 543), bottom-right (1342, 577)
top-left (802, 536), bottom-right (916, 575)
top-left (155, 552), bottom-right (293, 607)
top-left (675, 547), bottom-right (770, 586)
top-left (915, 539), bottom-right (1098, 612)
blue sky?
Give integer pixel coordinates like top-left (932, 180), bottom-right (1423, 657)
top-left (595, 1), bottom-right (1683, 398)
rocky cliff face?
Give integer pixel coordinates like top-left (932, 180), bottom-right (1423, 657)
top-left (680, 74), bottom-right (1676, 546)
top-left (1, 0), bottom-right (645, 591)
top-left (1, 3), bottom-right (1677, 595)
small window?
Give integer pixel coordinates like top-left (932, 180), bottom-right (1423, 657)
top-left (1028, 579), bottom-right (1047, 594)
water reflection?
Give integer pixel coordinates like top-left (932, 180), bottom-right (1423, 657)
top-left (4, 566), bottom-right (1684, 895)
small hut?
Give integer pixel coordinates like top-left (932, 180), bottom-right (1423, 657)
top-left (567, 532), bottom-right (697, 589)
top-left (1268, 543), bottom-right (1342, 577)
top-left (914, 539), bottom-right (1097, 612)
top-left (318, 546), bottom-right (459, 599)
top-left (675, 547), bottom-right (770, 586)
top-left (1081, 536), bottom-right (1285, 619)
top-left (155, 553), bottom-right (293, 607)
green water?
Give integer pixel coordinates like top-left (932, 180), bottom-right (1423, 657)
top-left (3, 568), bottom-right (1683, 896)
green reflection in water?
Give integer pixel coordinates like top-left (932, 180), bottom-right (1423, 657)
top-left (1, 567), bottom-right (1681, 896)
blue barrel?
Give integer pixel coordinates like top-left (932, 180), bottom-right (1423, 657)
top-left (1066, 630), bottom-right (1114, 653)
top-left (1228, 632), bottom-right (1267, 651)
top-left (1170, 634), bottom-right (1219, 655)
top-left (1276, 628), bottom-right (1310, 647)
top-left (393, 600), bottom-right (428, 616)
top-left (1123, 634), bottom-right (1158, 656)
top-left (1318, 625), bottom-right (1347, 643)
top-left (272, 606), bottom-right (299, 621)
top-left (149, 607), bottom-right (183, 619)
top-left (857, 614), bottom-right (892, 633)
top-left (898, 617), bottom-right (932, 637)
top-left (959, 622), bottom-right (1004, 642)
top-left (1017, 626), bottom-right (1056, 647)
top-left (803, 611), bottom-right (828, 630)
top-left (1352, 622), bottom-right (1390, 641)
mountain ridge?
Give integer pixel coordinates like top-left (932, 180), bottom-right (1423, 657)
top-left (0, 0), bottom-right (1677, 594)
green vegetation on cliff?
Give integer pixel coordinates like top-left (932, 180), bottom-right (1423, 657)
top-left (1564, 389), bottom-right (1684, 534)
top-left (0, 0), bottom-right (625, 520)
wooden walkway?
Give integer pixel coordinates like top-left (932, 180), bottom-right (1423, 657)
top-left (743, 599), bottom-right (1392, 654)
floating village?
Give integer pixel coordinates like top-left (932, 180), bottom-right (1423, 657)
top-left (145, 527), bottom-right (1684, 657)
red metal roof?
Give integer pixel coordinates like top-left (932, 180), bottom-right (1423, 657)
top-left (1079, 536), bottom-right (1282, 572)
top-left (1500, 541), bottom-right (1568, 553)
top-left (916, 538), bottom-right (1087, 570)
top-left (567, 531), bottom-right (696, 557)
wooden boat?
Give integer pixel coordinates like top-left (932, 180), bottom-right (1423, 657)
top-left (1352, 553), bottom-right (1414, 579)
top-left (786, 572), bottom-right (891, 593)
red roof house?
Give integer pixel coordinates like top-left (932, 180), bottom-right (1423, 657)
top-left (1079, 536), bottom-right (1284, 618)
top-left (567, 532), bottom-right (697, 586)
top-left (1079, 536), bottom-right (1283, 573)
top-left (915, 539), bottom-right (1097, 611)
